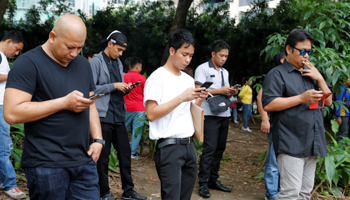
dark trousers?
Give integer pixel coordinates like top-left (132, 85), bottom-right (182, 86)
top-left (198, 116), bottom-right (229, 184)
top-left (97, 122), bottom-right (134, 197)
top-left (155, 142), bottom-right (197, 200)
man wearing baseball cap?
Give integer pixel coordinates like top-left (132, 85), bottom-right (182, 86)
top-left (90, 30), bottom-right (147, 200)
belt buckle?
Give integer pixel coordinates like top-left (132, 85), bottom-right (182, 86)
top-left (183, 138), bottom-right (190, 145)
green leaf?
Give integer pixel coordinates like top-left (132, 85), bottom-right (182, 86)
top-left (319, 21), bottom-right (326, 30)
top-left (325, 156), bottom-right (336, 184)
top-left (303, 9), bottom-right (312, 20)
top-left (257, 151), bottom-right (267, 161)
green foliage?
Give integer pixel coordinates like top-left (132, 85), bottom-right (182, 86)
top-left (314, 131), bottom-right (350, 197)
top-left (10, 124), bottom-right (24, 170)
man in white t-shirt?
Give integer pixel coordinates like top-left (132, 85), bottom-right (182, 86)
top-left (0, 31), bottom-right (25, 199)
top-left (144, 29), bottom-right (208, 200)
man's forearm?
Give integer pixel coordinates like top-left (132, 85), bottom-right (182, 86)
top-left (4, 88), bottom-right (67, 124)
top-left (264, 95), bottom-right (303, 112)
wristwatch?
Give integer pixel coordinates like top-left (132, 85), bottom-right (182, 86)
top-left (93, 139), bottom-right (105, 148)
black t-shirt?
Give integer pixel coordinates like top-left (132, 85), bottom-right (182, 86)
top-left (6, 46), bottom-right (96, 168)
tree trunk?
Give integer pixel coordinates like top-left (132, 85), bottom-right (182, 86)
top-left (0, 0), bottom-right (8, 25)
top-left (160, 0), bottom-right (194, 65)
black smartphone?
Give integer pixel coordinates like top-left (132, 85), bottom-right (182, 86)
top-left (200, 82), bottom-right (213, 88)
top-left (88, 93), bottom-right (105, 100)
top-left (130, 81), bottom-right (141, 88)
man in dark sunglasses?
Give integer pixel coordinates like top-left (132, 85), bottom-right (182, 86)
top-left (262, 28), bottom-right (332, 199)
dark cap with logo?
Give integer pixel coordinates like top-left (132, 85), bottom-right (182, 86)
top-left (101, 30), bottom-right (128, 48)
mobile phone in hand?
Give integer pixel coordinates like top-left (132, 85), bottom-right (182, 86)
top-left (88, 94), bottom-right (105, 100)
top-left (200, 82), bottom-right (213, 88)
top-left (130, 81), bottom-right (141, 88)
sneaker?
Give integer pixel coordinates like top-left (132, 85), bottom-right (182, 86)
top-left (241, 126), bottom-right (252, 132)
top-left (234, 120), bottom-right (239, 124)
top-left (131, 153), bottom-right (140, 159)
top-left (5, 187), bottom-right (26, 199)
top-left (101, 192), bottom-right (115, 200)
top-left (121, 190), bottom-right (147, 200)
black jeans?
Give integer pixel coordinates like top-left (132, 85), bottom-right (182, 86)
top-left (198, 116), bottom-right (229, 184)
top-left (97, 122), bottom-right (134, 197)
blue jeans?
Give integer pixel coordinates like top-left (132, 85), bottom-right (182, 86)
top-left (25, 160), bottom-right (99, 200)
top-left (0, 105), bottom-right (18, 191)
top-left (125, 111), bottom-right (145, 154)
top-left (264, 132), bottom-right (280, 199)
top-left (230, 108), bottom-right (237, 121)
top-left (242, 103), bottom-right (252, 128)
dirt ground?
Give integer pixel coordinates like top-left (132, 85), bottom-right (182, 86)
top-left (0, 114), bottom-right (337, 200)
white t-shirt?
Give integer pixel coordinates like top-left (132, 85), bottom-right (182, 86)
top-left (0, 52), bottom-right (9, 105)
top-left (144, 67), bottom-right (195, 140)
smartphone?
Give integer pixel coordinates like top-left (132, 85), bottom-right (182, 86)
top-left (88, 93), bottom-right (105, 100)
top-left (320, 93), bottom-right (332, 100)
top-left (200, 82), bottom-right (213, 88)
top-left (233, 84), bottom-right (241, 88)
top-left (130, 81), bottom-right (141, 88)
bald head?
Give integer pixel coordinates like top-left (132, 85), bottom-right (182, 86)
top-left (53, 14), bottom-right (86, 40)
top-left (42, 14), bottom-right (87, 66)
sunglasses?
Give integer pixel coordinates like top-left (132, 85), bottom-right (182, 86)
top-left (292, 46), bottom-right (313, 56)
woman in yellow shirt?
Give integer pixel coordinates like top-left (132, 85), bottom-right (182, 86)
top-left (239, 76), bottom-right (253, 132)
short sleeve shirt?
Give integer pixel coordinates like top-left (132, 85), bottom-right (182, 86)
top-left (0, 52), bottom-right (9, 105)
top-left (262, 60), bottom-right (327, 158)
top-left (144, 67), bottom-right (194, 140)
top-left (194, 59), bottom-right (230, 117)
top-left (6, 46), bottom-right (96, 168)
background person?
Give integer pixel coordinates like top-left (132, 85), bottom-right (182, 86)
top-left (90, 30), bottom-right (146, 200)
top-left (335, 77), bottom-right (350, 142)
top-left (262, 28), bottom-right (332, 199)
top-left (239, 76), bottom-right (253, 132)
top-left (123, 57), bottom-right (147, 158)
top-left (257, 50), bottom-right (285, 200)
top-left (4, 14), bottom-right (103, 200)
top-left (0, 30), bottom-right (26, 199)
top-left (194, 40), bottom-right (237, 198)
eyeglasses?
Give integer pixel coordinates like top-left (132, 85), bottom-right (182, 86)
top-left (292, 46), bottom-right (313, 56)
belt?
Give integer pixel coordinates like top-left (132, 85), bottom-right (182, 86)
top-left (157, 137), bottom-right (192, 149)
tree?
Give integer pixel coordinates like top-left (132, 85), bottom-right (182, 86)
top-left (0, 0), bottom-right (8, 24)
top-left (160, 0), bottom-right (194, 65)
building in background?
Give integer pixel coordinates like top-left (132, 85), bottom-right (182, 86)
top-left (10, 0), bottom-right (280, 24)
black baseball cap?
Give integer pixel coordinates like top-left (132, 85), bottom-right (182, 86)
top-left (101, 30), bottom-right (128, 48)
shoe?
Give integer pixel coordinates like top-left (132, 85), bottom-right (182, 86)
top-left (208, 181), bottom-right (232, 192)
top-left (241, 126), bottom-right (252, 132)
top-left (101, 192), bottom-right (115, 200)
top-left (5, 187), bottom-right (26, 199)
top-left (234, 120), bottom-right (239, 124)
top-left (131, 153), bottom-right (140, 159)
top-left (265, 197), bottom-right (278, 200)
top-left (198, 184), bottom-right (211, 198)
top-left (121, 190), bottom-right (147, 200)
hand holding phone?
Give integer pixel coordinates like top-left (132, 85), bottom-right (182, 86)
top-left (88, 94), bottom-right (105, 100)
top-left (309, 93), bottom-right (331, 109)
